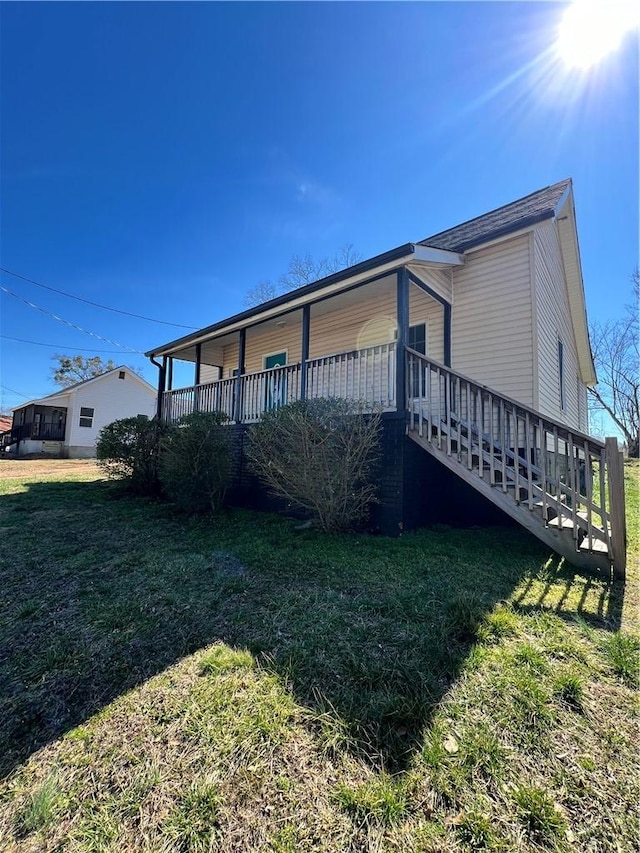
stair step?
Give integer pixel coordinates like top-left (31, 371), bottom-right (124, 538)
top-left (407, 425), bottom-right (615, 576)
top-left (547, 515), bottom-right (577, 531)
top-left (578, 537), bottom-right (608, 554)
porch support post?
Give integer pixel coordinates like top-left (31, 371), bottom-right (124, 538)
top-left (605, 436), bottom-right (627, 581)
top-left (194, 344), bottom-right (202, 386)
top-left (193, 344), bottom-right (202, 413)
top-left (155, 357), bottom-right (167, 420)
top-left (396, 267), bottom-right (409, 413)
top-left (300, 305), bottom-right (310, 400)
top-left (234, 329), bottom-right (246, 423)
top-left (167, 357), bottom-right (174, 391)
top-left (444, 303), bottom-right (452, 367)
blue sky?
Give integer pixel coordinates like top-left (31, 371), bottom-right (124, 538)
top-left (1, 1), bottom-right (638, 411)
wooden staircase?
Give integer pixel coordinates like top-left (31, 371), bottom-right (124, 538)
top-left (405, 349), bottom-right (627, 580)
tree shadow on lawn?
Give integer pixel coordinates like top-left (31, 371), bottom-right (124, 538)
top-left (0, 478), bottom-right (624, 779)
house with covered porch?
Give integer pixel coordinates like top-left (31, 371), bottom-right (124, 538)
top-left (147, 180), bottom-right (626, 579)
top-left (4, 367), bottom-right (156, 458)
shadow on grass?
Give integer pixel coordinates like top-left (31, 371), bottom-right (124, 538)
top-left (0, 478), bottom-right (624, 779)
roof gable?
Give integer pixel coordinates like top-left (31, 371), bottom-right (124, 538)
top-left (419, 179), bottom-right (572, 253)
top-left (146, 178), bottom-right (595, 388)
top-left (12, 367), bottom-right (155, 412)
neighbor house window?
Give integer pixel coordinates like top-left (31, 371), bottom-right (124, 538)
top-left (79, 407), bottom-right (94, 428)
top-left (558, 339), bottom-right (565, 411)
top-left (118, 370), bottom-right (125, 379)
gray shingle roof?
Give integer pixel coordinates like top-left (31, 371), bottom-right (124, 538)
top-left (419, 179), bottom-right (572, 253)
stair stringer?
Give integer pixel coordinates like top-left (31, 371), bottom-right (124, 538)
top-left (407, 427), bottom-right (611, 577)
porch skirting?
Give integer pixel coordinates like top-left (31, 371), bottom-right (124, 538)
top-left (225, 413), bottom-right (514, 535)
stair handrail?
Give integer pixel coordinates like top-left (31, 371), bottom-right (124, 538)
top-left (405, 347), bottom-right (626, 580)
top-left (405, 347), bottom-right (604, 449)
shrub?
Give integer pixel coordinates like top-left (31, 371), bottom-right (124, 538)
top-left (159, 411), bottom-right (231, 513)
top-left (96, 415), bottom-right (166, 495)
top-left (246, 398), bottom-right (381, 533)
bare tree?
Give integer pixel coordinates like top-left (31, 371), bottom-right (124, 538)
top-left (588, 271), bottom-right (639, 457)
top-left (242, 280), bottom-right (280, 308)
top-left (244, 244), bottom-right (362, 308)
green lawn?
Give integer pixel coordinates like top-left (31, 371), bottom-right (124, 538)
top-left (0, 460), bottom-right (638, 852)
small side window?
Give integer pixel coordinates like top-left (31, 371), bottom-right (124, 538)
top-left (79, 406), bottom-right (94, 428)
top-left (118, 371), bottom-right (126, 380)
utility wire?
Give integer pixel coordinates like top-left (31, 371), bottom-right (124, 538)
top-left (1, 335), bottom-right (134, 354)
top-left (0, 285), bottom-right (143, 353)
top-left (1, 267), bottom-right (198, 330)
top-left (1, 384), bottom-right (44, 400)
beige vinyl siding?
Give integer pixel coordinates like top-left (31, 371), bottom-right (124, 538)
top-left (309, 282), bottom-right (443, 362)
top-left (534, 222), bottom-right (581, 428)
top-left (220, 278), bottom-right (445, 375)
top-left (410, 287), bottom-right (445, 362)
top-left (222, 324), bottom-right (302, 377)
top-left (451, 234), bottom-right (534, 405)
top-left (310, 285), bottom-right (395, 359)
top-left (199, 364), bottom-right (221, 384)
top-left (407, 264), bottom-right (453, 304)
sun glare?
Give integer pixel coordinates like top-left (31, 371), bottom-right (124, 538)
top-left (556, 1), bottom-right (639, 69)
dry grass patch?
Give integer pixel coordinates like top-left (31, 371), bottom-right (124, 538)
top-left (0, 458), bottom-right (102, 481)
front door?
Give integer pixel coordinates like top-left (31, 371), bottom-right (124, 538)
top-left (264, 351), bottom-right (287, 411)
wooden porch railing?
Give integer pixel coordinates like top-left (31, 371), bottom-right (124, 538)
top-left (240, 363), bottom-right (302, 422)
top-left (306, 343), bottom-right (396, 410)
top-left (5, 422), bottom-right (66, 444)
top-left (406, 348), bottom-right (627, 579)
top-left (160, 343), bottom-right (397, 424)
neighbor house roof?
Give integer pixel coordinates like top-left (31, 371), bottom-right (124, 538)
top-left (419, 179), bottom-right (572, 253)
top-left (12, 367), bottom-right (156, 413)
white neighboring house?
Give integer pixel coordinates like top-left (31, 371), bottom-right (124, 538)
top-left (7, 367), bottom-right (156, 459)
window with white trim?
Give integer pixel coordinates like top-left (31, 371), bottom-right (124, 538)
top-left (79, 406), bottom-right (95, 428)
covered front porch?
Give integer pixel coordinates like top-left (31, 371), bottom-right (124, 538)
top-left (161, 341), bottom-right (399, 423)
top-left (153, 260), bottom-right (456, 425)
top-left (9, 404), bottom-right (67, 443)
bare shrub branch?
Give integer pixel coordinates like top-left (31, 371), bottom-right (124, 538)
top-left (246, 398), bottom-right (381, 532)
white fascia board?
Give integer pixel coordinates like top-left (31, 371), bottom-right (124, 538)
top-left (461, 223), bottom-right (540, 256)
top-left (20, 391), bottom-right (72, 409)
top-left (159, 254), bottom-right (415, 357)
top-left (555, 193), bottom-right (597, 386)
top-left (412, 246), bottom-right (465, 266)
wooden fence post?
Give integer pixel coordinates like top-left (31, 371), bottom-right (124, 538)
top-left (605, 437), bottom-right (626, 582)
